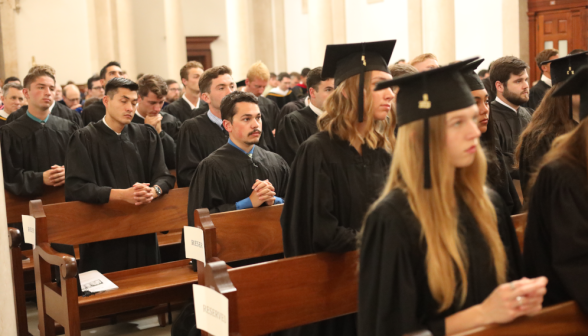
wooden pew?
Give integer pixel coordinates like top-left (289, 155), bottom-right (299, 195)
top-left (448, 301), bottom-right (588, 336)
top-left (5, 186), bottom-right (65, 224)
top-left (32, 187), bottom-right (193, 336)
top-left (201, 250), bottom-right (358, 336)
top-left (193, 205), bottom-right (283, 286)
top-left (511, 213), bottom-right (527, 252)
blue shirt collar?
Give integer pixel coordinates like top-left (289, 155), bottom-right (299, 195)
top-left (26, 110), bottom-right (50, 123)
top-left (207, 110), bottom-right (224, 130)
top-left (228, 138), bottom-right (255, 156)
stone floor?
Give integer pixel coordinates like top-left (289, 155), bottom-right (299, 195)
top-left (26, 301), bottom-right (177, 336)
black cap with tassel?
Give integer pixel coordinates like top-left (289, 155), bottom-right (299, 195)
top-left (552, 65), bottom-right (588, 121)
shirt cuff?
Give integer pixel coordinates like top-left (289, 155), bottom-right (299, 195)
top-left (274, 197), bottom-right (284, 205)
top-left (236, 197), bottom-right (253, 210)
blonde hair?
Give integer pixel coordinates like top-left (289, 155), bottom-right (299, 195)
top-left (318, 71), bottom-right (395, 152)
top-left (246, 61), bottom-right (270, 82)
top-left (369, 114), bottom-right (507, 311)
top-left (410, 53), bottom-right (438, 66)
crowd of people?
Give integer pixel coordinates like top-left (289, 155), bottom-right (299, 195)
top-left (1, 38), bottom-right (587, 336)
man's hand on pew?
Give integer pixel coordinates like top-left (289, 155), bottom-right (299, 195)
top-left (110, 183), bottom-right (155, 205)
top-left (249, 179), bottom-right (276, 207)
top-left (43, 165), bottom-right (65, 187)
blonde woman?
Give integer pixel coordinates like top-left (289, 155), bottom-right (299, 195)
top-left (279, 40), bottom-right (396, 336)
top-left (359, 60), bottom-right (547, 336)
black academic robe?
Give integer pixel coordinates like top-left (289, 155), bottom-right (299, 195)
top-left (275, 106), bottom-right (319, 165)
top-left (483, 77), bottom-right (496, 102)
top-left (175, 113), bottom-right (274, 188)
top-left (1, 114), bottom-right (78, 197)
top-left (0, 115), bottom-right (7, 127)
top-left (486, 147), bottom-right (522, 215)
top-left (65, 120), bottom-right (175, 274)
top-left (517, 135), bottom-right (553, 200)
top-left (266, 90), bottom-right (295, 110)
top-left (162, 98), bottom-right (208, 123)
top-left (187, 143), bottom-right (289, 226)
top-left (258, 95), bottom-right (280, 133)
top-left (81, 100), bottom-right (106, 126)
top-left (8, 103), bottom-right (83, 127)
top-left (491, 101), bottom-right (532, 175)
top-left (528, 80), bottom-right (550, 110)
top-left (131, 112), bottom-right (181, 169)
top-left (359, 188), bottom-right (522, 336)
top-left (291, 85), bottom-right (307, 100)
top-left (524, 160), bottom-right (588, 313)
top-left (278, 131), bottom-right (391, 336)
top-left (276, 97), bottom-right (306, 128)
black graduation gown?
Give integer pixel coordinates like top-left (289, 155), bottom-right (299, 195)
top-left (1, 114), bottom-right (78, 197)
top-left (0, 115), bottom-right (7, 127)
top-left (486, 147), bottom-right (522, 215)
top-left (491, 101), bottom-right (532, 175)
top-left (275, 106), bottom-right (318, 165)
top-left (131, 112), bottom-right (181, 169)
top-left (482, 77), bottom-right (496, 102)
top-left (277, 131), bottom-right (391, 336)
top-left (266, 90), bottom-right (295, 110)
top-left (187, 143), bottom-right (289, 226)
top-left (359, 188), bottom-right (522, 336)
top-left (276, 97), bottom-right (306, 128)
top-left (81, 100), bottom-right (106, 126)
top-left (8, 104), bottom-right (83, 127)
top-left (517, 135), bottom-right (553, 200)
top-left (65, 120), bottom-right (175, 274)
top-left (524, 160), bottom-right (588, 312)
top-left (291, 85), bottom-right (307, 100)
top-left (162, 98), bottom-right (208, 123)
top-left (257, 96), bottom-right (278, 151)
top-left (528, 80), bottom-right (550, 110)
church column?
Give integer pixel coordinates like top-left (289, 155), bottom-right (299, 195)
top-left (0, 0), bottom-right (19, 79)
top-left (308, 0), bottom-right (334, 67)
top-left (113, 0), bottom-right (137, 79)
top-left (163, 0), bottom-right (187, 81)
top-left (407, 0), bottom-right (423, 60)
top-left (421, 0), bottom-right (456, 64)
top-left (92, 0), bottom-right (117, 68)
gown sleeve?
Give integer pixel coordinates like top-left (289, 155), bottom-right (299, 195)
top-left (145, 126), bottom-right (175, 194)
top-left (158, 130), bottom-right (177, 169)
top-left (175, 122), bottom-right (201, 188)
top-left (0, 128), bottom-right (44, 196)
top-left (64, 130), bottom-right (112, 203)
top-left (280, 140), bottom-right (357, 256)
top-left (359, 200), bottom-right (445, 336)
top-left (187, 159), bottom-right (234, 227)
top-left (537, 165), bottom-right (588, 312)
top-left (496, 149), bottom-right (522, 214)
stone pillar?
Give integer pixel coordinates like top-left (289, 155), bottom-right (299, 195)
top-left (113, 0), bottom-right (137, 79)
top-left (421, 0), bottom-right (456, 64)
top-left (308, 0), bottom-right (334, 67)
top-left (93, 0), bottom-right (117, 67)
top-left (163, 0), bottom-right (187, 81)
top-left (0, 0), bottom-right (19, 78)
top-left (407, 0), bottom-right (423, 61)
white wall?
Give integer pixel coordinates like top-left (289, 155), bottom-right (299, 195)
top-left (283, 0), bottom-right (310, 72)
top-left (182, 0), bottom-right (230, 68)
top-left (14, 0), bottom-right (94, 84)
top-left (345, 0), bottom-right (410, 65)
top-left (454, 0), bottom-right (503, 71)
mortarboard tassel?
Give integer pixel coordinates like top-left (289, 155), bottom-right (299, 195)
top-left (357, 44), bottom-right (366, 123)
top-left (423, 117), bottom-right (431, 189)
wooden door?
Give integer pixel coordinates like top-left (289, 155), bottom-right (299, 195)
top-left (186, 36), bottom-right (219, 70)
top-left (536, 11), bottom-right (574, 57)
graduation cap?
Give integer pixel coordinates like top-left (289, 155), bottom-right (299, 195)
top-left (552, 65), bottom-right (588, 121)
top-left (460, 58), bottom-right (485, 91)
top-left (322, 40), bottom-right (396, 122)
top-left (375, 57), bottom-right (478, 188)
top-left (540, 51), bottom-right (588, 85)
top-left (236, 79), bottom-right (246, 88)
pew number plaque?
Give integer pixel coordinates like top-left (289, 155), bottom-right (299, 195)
top-left (184, 226), bottom-right (206, 265)
top-left (22, 215), bottom-right (36, 246)
top-left (193, 284), bottom-right (229, 336)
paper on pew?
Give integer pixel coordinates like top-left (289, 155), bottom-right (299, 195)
top-left (22, 215), bottom-right (36, 246)
top-left (193, 284), bottom-right (228, 336)
top-left (184, 226), bottom-right (206, 265)
top-left (79, 270), bottom-right (118, 293)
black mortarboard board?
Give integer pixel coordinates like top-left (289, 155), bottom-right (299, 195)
top-left (541, 51), bottom-right (588, 85)
top-left (460, 58), bottom-right (485, 91)
top-left (322, 40), bottom-right (396, 122)
top-left (552, 65), bottom-right (588, 121)
top-left (375, 57), bottom-right (478, 188)
top-left (236, 79), bottom-right (246, 88)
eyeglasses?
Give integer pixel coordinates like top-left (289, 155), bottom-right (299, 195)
top-left (92, 86), bottom-right (104, 91)
top-left (169, 88), bottom-right (181, 92)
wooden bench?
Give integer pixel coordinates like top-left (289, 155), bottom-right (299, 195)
top-left (511, 213), bottom-right (527, 252)
top-left (193, 205), bottom-right (284, 286)
top-left (32, 187), bottom-right (193, 336)
top-left (201, 250), bottom-right (358, 336)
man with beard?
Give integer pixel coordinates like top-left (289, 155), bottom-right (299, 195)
top-left (187, 91), bottom-right (288, 225)
top-left (489, 56), bottom-right (533, 176)
top-left (163, 79), bottom-right (181, 108)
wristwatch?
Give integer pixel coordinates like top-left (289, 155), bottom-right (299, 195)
top-left (153, 185), bottom-right (162, 196)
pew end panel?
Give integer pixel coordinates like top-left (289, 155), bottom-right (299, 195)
top-left (511, 212), bottom-right (527, 252)
top-left (203, 250), bottom-right (359, 336)
top-left (8, 227), bottom-right (29, 336)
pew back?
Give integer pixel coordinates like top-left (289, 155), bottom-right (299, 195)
top-left (511, 213), bottom-right (527, 252)
top-left (5, 186), bottom-right (65, 223)
top-left (204, 250), bottom-right (358, 336)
